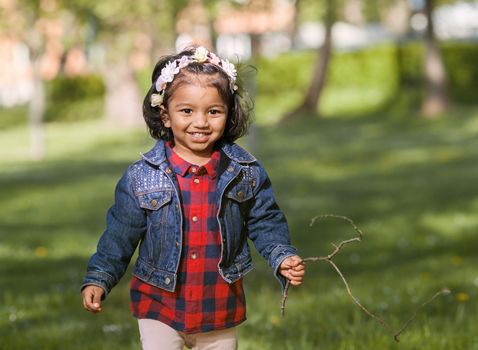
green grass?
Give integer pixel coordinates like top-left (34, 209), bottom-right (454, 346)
top-left (1, 106), bottom-right (478, 349)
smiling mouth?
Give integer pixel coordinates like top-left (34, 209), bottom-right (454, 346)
top-left (188, 132), bottom-right (212, 141)
top-left (189, 132), bottom-right (211, 137)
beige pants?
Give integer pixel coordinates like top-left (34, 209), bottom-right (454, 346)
top-left (137, 319), bottom-right (238, 350)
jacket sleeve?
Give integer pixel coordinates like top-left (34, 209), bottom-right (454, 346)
top-left (246, 164), bottom-right (298, 290)
top-left (81, 167), bottom-right (147, 297)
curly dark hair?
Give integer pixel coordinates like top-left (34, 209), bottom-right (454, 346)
top-left (142, 46), bottom-right (253, 143)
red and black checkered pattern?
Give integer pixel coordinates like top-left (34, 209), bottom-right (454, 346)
top-left (130, 144), bottom-right (246, 333)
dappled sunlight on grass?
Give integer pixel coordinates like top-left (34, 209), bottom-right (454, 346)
top-left (420, 210), bottom-right (478, 237)
top-left (0, 119), bottom-right (152, 165)
top-left (1, 105), bottom-right (478, 348)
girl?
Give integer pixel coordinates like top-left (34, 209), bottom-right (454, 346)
top-left (81, 46), bottom-right (305, 350)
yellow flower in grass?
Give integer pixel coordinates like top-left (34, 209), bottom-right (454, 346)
top-left (420, 271), bottom-right (431, 280)
top-left (455, 292), bottom-right (469, 303)
top-left (35, 246), bottom-right (48, 258)
top-left (270, 315), bottom-right (282, 327)
top-left (451, 255), bottom-right (463, 266)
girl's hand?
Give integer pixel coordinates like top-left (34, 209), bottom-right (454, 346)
top-left (82, 285), bottom-right (105, 313)
top-left (279, 255), bottom-right (305, 286)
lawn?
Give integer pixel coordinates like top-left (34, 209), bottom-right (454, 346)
top-left (1, 105), bottom-right (477, 349)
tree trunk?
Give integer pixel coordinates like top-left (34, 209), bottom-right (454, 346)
top-left (103, 60), bottom-right (143, 126)
top-left (421, 0), bottom-right (448, 117)
top-left (289, 0), bottom-right (302, 49)
top-left (282, 0), bottom-right (334, 121)
top-left (29, 66), bottom-right (45, 161)
top-left (250, 33), bottom-right (262, 58)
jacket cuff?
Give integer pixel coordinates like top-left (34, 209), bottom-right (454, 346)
top-left (269, 245), bottom-right (298, 291)
top-left (81, 271), bottom-right (116, 298)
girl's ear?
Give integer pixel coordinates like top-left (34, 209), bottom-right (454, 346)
top-left (160, 105), bottom-right (171, 128)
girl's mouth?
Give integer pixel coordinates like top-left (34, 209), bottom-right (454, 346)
top-left (188, 132), bottom-right (211, 141)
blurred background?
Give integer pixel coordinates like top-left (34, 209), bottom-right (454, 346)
top-left (1, 0), bottom-right (477, 349)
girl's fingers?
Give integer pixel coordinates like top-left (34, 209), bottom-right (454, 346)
top-left (289, 269), bottom-right (305, 277)
top-left (290, 281), bottom-right (302, 286)
top-left (82, 287), bottom-right (103, 313)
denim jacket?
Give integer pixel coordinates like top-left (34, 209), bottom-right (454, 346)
top-left (82, 140), bottom-right (297, 297)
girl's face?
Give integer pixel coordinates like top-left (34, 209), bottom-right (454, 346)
top-left (161, 75), bottom-right (228, 165)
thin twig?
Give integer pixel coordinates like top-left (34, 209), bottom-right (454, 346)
top-left (280, 214), bottom-right (450, 342)
top-left (326, 258), bottom-right (395, 334)
top-left (280, 280), bottom-right (290, 317)
top-left (393, 288), bottom-right (451, 341)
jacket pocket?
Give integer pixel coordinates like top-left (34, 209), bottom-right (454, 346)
top-left (137, 190), bottom-right (173, 262)
top-left (225, 184), bottom-right (253, 203)
top-left (138, 190), bottom-right (172, 210)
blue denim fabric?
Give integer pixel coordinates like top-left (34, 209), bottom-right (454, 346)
top-left (81, 140), bottom-right (297, 297)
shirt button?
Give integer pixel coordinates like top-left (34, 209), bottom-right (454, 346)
top-left (192, 216), bottom-right (198, 222)
top-left (191, 252), bottom-right (197, 260)
top-left (164, 277), bottom-right (171, 285)
top-left (191, 167), bottom-right (197, 173)
top-left (193, 178), bottom-right (200, 184)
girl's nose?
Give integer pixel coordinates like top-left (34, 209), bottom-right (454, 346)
top-left (192, 113), bottom-right (209, 128)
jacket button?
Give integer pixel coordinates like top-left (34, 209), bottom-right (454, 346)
top-left (150, 199), bottom-right (158, 207)
top-left (237, 191), bottom-right (244, 200)
top-left (227, 166), bottom-right (234, 173)
top-left (164, 277), bottom-right (171, 285)
top-left (165, 168), bottom-right (172, 174)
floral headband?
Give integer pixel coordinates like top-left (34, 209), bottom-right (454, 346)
top-left (150, 46), bottom-right (238, 107)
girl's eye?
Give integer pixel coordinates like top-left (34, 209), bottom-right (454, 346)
top-left (181, 108), bottom-right (192, 114)
top-left (209, 109), bottom-right (224, 116)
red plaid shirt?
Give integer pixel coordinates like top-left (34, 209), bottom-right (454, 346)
top-left (130, 144), bottom-right (246, 333)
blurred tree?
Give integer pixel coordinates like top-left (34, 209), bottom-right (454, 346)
top-left (62, 0), bottom-right (187, 126)
top-left (420, 0), bottom-right (448, 117)
top-left (283, 0), bottom-right (337, 120)
top-left (1, 0), bottom-right (74, 160)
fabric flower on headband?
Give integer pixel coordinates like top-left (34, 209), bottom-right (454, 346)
top-left (150, 46), bottom-right (238, 107)
top-left (155, 61), bottom-right (180, 92)
top-left (193, 46), bottom-right (209, 63)
top-left (150, 93), bottom-right (163, 107)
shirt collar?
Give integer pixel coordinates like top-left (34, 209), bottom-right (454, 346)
top-left (166, 142), bottom-right (220, 178)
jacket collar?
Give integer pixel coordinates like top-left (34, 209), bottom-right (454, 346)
top-left (141, 139), bottom-right (256, 166)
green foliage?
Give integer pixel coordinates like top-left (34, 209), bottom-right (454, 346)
top-left (397, 41), bottom-right (478, 104)
top-left (396, 41), bottom-right (423, 87)
top-left (253, 51), bottom-right (315, 122)
top-left (0, 105), bottom-right (28, 130)
top-left (255, 41), bottom-right (478, 123)
top-left (45, 74), bottom-right (105, 122)
top-left (136, 67), bottom-right (154, 97)
top-left (255, 44), bottom-right (399, 122)
top-left (1, 105), bottom-right (478, 348)
top-left (441, 42), bottom-right (478, 104)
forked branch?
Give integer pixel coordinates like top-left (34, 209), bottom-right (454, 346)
top-left (280, 214), bottom-right (450, 342)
